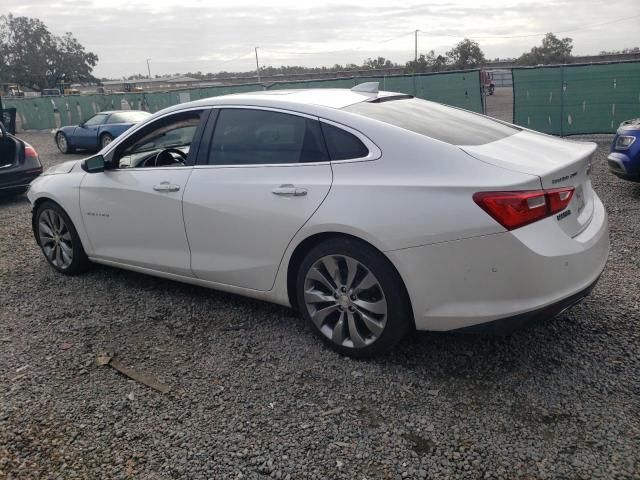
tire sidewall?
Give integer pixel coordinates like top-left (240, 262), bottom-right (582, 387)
top-left (101, 133), bottom-right (113, 149)
top-left (296, 237), bottom-right (412, 358)
top-left (56, 133), bottom-right (69, 154)
top-left (35, 201), bottom-right (88, 275)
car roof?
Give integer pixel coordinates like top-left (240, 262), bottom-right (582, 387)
top-left (161, 88), bottom-right (407, 116)
top-left (94, 110), bottom-right (149, 115)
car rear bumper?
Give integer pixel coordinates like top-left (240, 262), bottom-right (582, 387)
top-left (0, 168), bottom-right (42, 192)
top-left (608, 152), bottom-right (640, 181)
top-left (387, 194), bottom-right (609, 331)
top-left (452, 275), bottom-right (599, 333)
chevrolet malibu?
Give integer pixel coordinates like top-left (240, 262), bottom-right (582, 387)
top-left (27, 84), bottom-right (609, 357)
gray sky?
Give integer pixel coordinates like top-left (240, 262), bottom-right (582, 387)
top-left (3, 0), bottom-right (640, 78)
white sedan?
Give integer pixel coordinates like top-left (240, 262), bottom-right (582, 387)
top-left (28, 84), bottom-right (609, 357)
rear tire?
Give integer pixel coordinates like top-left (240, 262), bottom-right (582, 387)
top-left (34, 201), bottom-right (90, 275)
top-left (296, 238), bottom-right (412, 358)
top-left (56, 132), bottom-right (75, 154)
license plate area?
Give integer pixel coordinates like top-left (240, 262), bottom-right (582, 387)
top-left (574, 184), bottom-right (585, 214)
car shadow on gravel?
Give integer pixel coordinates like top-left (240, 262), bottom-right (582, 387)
top-left (80, 261), bottom-right (609, 384)
top-left (390, 298), bottom-right (611, 380)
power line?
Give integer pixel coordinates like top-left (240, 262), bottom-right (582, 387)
top-left (419, 13), bottom-right (640, 40)
top-left (263, 30), bottom-right (415, 56)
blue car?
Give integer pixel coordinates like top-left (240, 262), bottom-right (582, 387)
top-left (608, 118), bottom-right (640, 182)
top-left (55, 110), bottom-right (151, 154)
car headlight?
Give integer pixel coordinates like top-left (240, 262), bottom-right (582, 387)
top-left (615, 135), bottom-right (636, 150)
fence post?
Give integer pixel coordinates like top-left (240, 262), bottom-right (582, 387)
top-left (510, 68), bottom-right (516, 124)
top-left (559, 65), bottom-right (565, 136)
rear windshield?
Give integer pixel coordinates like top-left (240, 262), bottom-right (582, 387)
top-left (343, 98), bottom-right (519, 146)
top-left (108, 111), bottom-right (151, 123)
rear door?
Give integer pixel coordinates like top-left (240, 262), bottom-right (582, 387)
top-left (183, 107), bottom-right (332, 291)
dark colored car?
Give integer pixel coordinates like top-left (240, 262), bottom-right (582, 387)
top-left (55, 110), bottom-right (151, 154)
top-left (0, 121), bottom-right (43, 196)
top-left (608, 118), bottom-right (640, 182)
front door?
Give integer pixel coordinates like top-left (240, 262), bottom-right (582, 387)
top-left (74, 113), bottom-right (108, 149)
top-left (79, 108), bottom-right (207, 276)
top-left (183, 107), bottom-right (333, 291)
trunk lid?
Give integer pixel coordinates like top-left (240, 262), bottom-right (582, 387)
top-left (461, 130), bottom-right (596, 237)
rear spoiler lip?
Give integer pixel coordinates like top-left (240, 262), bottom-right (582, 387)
top-left (459, 130), bottom-right (597, 180)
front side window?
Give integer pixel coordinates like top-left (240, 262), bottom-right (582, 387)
top-left (208, 109), bottom-right (328, 165)
top-left (83, 114), bottom-right (108, 127)
top-left (113, 110), bottom-right (203, 168)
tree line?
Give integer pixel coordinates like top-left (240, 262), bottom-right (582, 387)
top-left (1, 14), bottom-right (637, 89)
top-left (0, 14), bottom-right (98, 91)
top-left (148, 34), bottom-right (578, 81)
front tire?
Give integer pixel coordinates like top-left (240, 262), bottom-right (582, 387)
top-left (34, 201), bottom-right (90, 275)
top-left (56, 132), bottom-right (75, 154)
top-left (296, 238), bottom-right (412, 358)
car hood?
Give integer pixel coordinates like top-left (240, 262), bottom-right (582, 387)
top-left (43, 159), bottom-right (81, 175)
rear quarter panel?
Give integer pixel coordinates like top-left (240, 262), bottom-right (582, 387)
top-left (309, 119), bottom-right (542, 251)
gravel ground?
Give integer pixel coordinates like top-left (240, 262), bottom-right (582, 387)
top-left (1, 132), bottom-right (639, 479)
top-left (485, 87), bottom-right (513, 123)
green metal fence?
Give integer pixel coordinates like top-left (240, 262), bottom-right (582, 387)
top-left (3, 71), bottom-right (483, 131)
top-left (512, 61), bottom-right (640, 135)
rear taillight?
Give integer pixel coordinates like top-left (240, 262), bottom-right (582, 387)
top-left (23, 144), bottom-right (43, 174)
top-left (24, 145), bottom-right (38, 158)
top-left (473, 187), bottom-right (574, 230)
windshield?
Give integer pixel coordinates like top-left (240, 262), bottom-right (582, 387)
top-left (343, 97), bottom-right (519, 146)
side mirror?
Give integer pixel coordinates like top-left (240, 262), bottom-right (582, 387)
top-left (79, 122), bottom-right (86, 128)
top-left (82, 155), bottom-right (105, 173)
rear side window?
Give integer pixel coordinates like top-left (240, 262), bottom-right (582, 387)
top-left (208, 109), bottom-right (328, 165)
top-left (320, 123), bottom-right (369, 160)
top-left (343, 98), bottom-right (519, 146)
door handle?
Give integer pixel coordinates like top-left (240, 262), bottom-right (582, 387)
top-left (272, 184), bottom-right (307, 197)
top-left (153, 181), bottom-right (180, 192)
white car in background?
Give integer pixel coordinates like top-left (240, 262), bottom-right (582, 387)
top-left (27, 84), bottom-right (609, 357)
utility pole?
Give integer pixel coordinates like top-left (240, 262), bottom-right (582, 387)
top-left (414, 30), bottom-right (419, 61)
top-left (146, 58), bottom-right (152, 79)
top-left (254, 47), bottom-right (261, 83)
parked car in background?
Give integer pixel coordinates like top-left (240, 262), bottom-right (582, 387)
top-left (42, 89), bottom-right (61, 97)
top-left (608, 118), bottom-right (640, 182)
top-left (29, 86), bottom-right (609, 357)
top-left (0, 121), bottom-right (42, 196)
top-left (55, 110), bottom-right (151, 153)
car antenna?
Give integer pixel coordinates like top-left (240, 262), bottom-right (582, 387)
top-left (351, 82), bottom-right (379, 94)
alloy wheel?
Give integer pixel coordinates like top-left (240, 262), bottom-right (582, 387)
top-left (57, 134), bottom-right (67, 152)
top-left (303, 254), bottom-right (387, 348)
top-left (38, 209), bottom-right (73, 269)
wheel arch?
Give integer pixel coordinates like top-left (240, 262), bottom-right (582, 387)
top-left (31, 196), bottom-right (63, 238)
top-left (31, 195), bottom-right (91, 254)
top-left (285, 231), bottom-right (415, 328)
